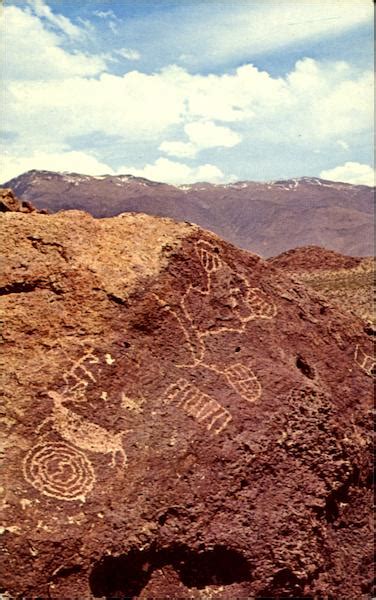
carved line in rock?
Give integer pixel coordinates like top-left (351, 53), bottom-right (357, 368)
top-left (208, 363), bottom-right (262, 404)
top-left (154, 240), bottom-right (277, 368)
top-left (40, 390), bottom-right (128, 467)
top-left (23, 441), bottom-right (95, 501)
top-left (62, 347), bottom-right (101, 401)
top-left (354, 345), bottom-right (375, 377)
top-left (22, 347), bottom-right (131, 501)
top-left (162, 379), bottom-right (232, 435)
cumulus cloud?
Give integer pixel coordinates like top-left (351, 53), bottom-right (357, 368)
top-left (118, 158), bottom-right (230, 185)
top-left (160, 121), bottom-right (242, 158)
top-left (2, 2), bottom-right (373, 184)
top-left (159, 141), bottom-right (197, 158)
top-left (320, 162), bottom-right (375, 186)
top-left (185, 121), bottom-right (241, 149)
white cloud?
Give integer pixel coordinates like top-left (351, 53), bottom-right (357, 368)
top-left (114, 48), bottom-right (141, 61)
top-left (93, 10), bottom-right (117, 20)
top-left (185, 121), bottom-right (242, 149)
top-left (165, 1), bottom-right (373, 69)
top-left (320, 162), bottom-right (375, 186)
top-left (159, 141), bottom-right (197, 158)
top-left (2, 2), bottom-right (373, 184)
top-left (118, 158), bottom-right (230, 185)
top-left (160, 121), bottom-right (242, 158)
top-left (1, 151), bottom-right (114, 182)
top-left (27, 0), bottom-right (83, 39)
top-left (3, 5), bottom-right (106, 80)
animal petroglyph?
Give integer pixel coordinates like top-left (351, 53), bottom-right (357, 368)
top-left (23, 441), bottom-right (95, 502)
top-left (354, 345), bottom-right (375, 377)
top-left (38, 390), bottom-right (128, 468)
top-left (154, 240), bottom-right (277, 368)
top-left (163, 379), bottom-right (232, 435)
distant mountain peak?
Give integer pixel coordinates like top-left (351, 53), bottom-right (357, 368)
top-left (2, 170), bottom-right (373, 257)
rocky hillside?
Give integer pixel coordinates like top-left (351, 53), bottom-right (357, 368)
top-left (270, 246), bottom-right (375, 327)
top-left (3, 170), bottom-right (374, 257)
top-left (1, 209), bottom-right (374, 598)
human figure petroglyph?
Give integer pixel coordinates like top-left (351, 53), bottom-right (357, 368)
top-left (163, 379), bottom-right (232, 435)
top-left (154, 240), bottom-right (277, 368)
top-left (23, 441), bottom-right (95, 502)
top-left (37, 390), bottom-right (128, 467)
top-left (354, 345), bottom-right (375, 377)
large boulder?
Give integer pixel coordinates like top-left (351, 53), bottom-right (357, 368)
top-left (1, 211), bottom-right (373, 598)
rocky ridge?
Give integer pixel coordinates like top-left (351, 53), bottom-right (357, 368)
top-left (3, 170), bottom-right (374, 257)
top-left (270, 246), bottom-right (375, 326)
top-left (0, 209), bottom-right (374, 599)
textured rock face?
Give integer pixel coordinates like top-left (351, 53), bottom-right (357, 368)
top-left (1, 211), bottom-right (374, 599)
top-left (0, 187), bottom-right (40, 214)
top-left (270, 246), bottom-right (375, 326)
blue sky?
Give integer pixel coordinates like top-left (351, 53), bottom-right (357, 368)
top-left (1, 0), bottom-right (374, 185)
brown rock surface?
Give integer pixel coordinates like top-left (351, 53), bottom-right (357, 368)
top-left (270, 246), bottom-right (375, 326)
top-left (0, 187), bottom-right (41, 214)
top-left (0, 211), bottom-right (374, 599)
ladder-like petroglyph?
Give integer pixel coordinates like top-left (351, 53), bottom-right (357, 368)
top-left (163, 379), bottom-right (232, 435)
top-left (37, 390), bottom-right (128, 468)
top-left (354, 345), bottom-right (375, 377)
top-left (22, 441), bottom-right (96, 502)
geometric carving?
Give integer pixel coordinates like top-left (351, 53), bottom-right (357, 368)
top-left (354, 344), bottom-right (375, 378)
top-left (22, 441), bottom-right (95, 502)
top-left (224, 364), bottom-right (262, 403)
top-left (162, 379), bottom-right (232, 435)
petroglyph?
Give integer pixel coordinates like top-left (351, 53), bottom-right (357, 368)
top-left (154, 240), bottom-right (277, 368)
top-left (121, 391), bottom-right (144, 414)
top-left (195, 239), bottom-right (223, 273)
top-left (163, 379), bottom-right (232, 435)
top-left (223, 364), bottom-right (262, 403)
top-left (354, 345), bottom-right (375, 377)
top-left (23, 441), bottom-right (95, 502)
top-left (247, 288), bottom-right (278, 320)
top-left (38, 390), bottom-right (128, 467)
top-left (62, 347), bottom-right (100, 400)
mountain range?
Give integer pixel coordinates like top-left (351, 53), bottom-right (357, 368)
top-left (3, 170), bottom-right (374, 257)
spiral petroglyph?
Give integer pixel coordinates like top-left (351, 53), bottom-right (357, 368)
top-left (23, 441), bottom-right (96, 501)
